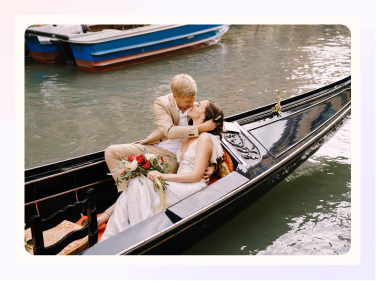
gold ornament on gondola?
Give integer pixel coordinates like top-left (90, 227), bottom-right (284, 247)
top-left (271, 89), bottom-right (283, 115)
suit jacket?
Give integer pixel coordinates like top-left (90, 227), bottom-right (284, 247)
top-left (139, 93), bottom-right (199, 145)
top-left (140, 94), bottom-right (217, 167)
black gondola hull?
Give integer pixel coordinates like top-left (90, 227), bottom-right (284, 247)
top-left (137, 108), bottom-right (351, 255)
top-left (82, 102), bottom-right (350, 255)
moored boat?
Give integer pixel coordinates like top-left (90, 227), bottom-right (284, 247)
top-left (24, 76), bottom-right (351, 255)
top-left (25, 25), bottom-right (84, 63)
top-left (58, 24), bottom-right (230, 72)
top-left (25, 25), bottom-right (144, 64)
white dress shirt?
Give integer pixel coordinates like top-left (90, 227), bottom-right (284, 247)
top-left (155, 103), bottom-right (191, 154)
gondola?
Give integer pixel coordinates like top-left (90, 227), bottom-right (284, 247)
top-left (24, 76), bottom-right (351, 255)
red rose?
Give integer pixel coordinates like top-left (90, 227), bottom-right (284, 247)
top-left (128, 154), bottom-right (137, 162)
top-left (136, 154), bottom-right (145, 164)
top-left (120, 170), bottom-right (125, 176)
top-left (141, 160), bottom-right (150, 169)
top-left (158, 156), bottom-right (164, 163)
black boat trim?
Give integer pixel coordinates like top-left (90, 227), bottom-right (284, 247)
top-left (165, 209), bottom-right (182, 223)
top-left (25, 159), bottom-right (106, 185)
top-left (245, 88), bottom-right (350, 131)
top-left (268, 100), bottom-right (351, 159)
top-left (226, 76), bottom-right (350, 124)
top-left (280, 83), bottom-right (349, 110)
top-left (237, 83), bottom-right (350, 126)
top-left (242, 94), bottom-right (352, 160)
top-left (116, 105), bottom-right (351, 255)
top-left (25, 178), bottom-right (113, 206)
top-left (25, 140), bottom-right (142, 183)
top-left (25, 150), bottom-right (106, 172)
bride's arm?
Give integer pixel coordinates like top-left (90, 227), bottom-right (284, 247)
top-left (148, 135), bottom-right (212, 183)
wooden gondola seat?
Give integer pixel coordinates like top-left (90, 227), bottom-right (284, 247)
top-left (25, 188), bottom-right (98, 255)
top-left (76, 214), bottom-right (107, 242)
top-left (25, 221), bottom-right (89, 255)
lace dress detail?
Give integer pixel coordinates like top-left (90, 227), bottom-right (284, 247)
top-left (101, 137), bottom-right (206, 242)
top-left (176, 138), bottom-right (199, 174)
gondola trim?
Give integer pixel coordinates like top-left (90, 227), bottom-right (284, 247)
top-left (25, 160), bottom-right (107, 185)
top-left (25, 178), bottom-right (113, 206)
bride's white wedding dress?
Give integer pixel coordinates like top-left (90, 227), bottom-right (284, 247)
top-left (101, 133), bottom-right (223, 241)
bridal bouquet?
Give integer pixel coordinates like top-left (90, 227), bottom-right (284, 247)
top-left (108, 149), bottom-right (174, 213)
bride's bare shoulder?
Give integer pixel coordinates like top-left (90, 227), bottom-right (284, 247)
top-left (197, 134), bottom-right (213, 147)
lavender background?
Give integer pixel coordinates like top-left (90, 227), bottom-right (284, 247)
top-left (1, 0), bottom-right (374, 280)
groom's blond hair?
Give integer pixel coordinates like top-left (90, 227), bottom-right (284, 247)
top-left (171, 74), bottom-right (197, 98)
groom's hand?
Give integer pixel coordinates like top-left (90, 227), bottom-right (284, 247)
top-left (198, 119), bottom-right (217, 133)
top-left (203, 164), bottom-right (215, 184)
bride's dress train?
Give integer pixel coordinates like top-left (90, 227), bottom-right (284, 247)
top-left (101, 134), bottom-right (221, 241)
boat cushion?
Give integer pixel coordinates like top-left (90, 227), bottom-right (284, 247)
top-left (75, 214), bottom-right (107, 241)
top-left (214, 149), bottom-right (234, 178)
top-left (25, 220), bottom-right (89, 255)
top-left (208, 175), bottom-right (220, 185)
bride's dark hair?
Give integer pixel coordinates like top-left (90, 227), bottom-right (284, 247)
top-left (204, 99), bottom-right (224, 139)
top-left (189, 99), bottom-right (224, 139)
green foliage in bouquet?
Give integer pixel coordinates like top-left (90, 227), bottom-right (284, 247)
top-left (108, 148), bottom-right (175, 192)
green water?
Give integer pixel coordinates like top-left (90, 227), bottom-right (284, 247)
top-left (25, 25), bottom-right (351, 255)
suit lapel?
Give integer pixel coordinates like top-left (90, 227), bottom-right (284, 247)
top-left (168, 94), bottom-right (180, 126)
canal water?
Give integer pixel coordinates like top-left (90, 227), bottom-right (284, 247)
top-left (25, 25), bottom-right (351, 255)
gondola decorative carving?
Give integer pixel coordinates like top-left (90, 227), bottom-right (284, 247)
top-left (271, 89), bottom-right (283, 116)
top-left (224, 132), bottom-right (259, 160)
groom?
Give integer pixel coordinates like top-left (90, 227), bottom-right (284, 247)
top-left (98, 74), bottom-right (217, 227)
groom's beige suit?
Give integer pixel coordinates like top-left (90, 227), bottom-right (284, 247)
top-left (139, 93), bottom-right (199, 145)
top-left (104, 93), bottom-right (213, 217)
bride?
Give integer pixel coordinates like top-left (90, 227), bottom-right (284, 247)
top-left (101, 99), bottom-right (224, 241)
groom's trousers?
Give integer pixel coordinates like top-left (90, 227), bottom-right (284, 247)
top-left (104, 143), bottom-right (178, 217)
